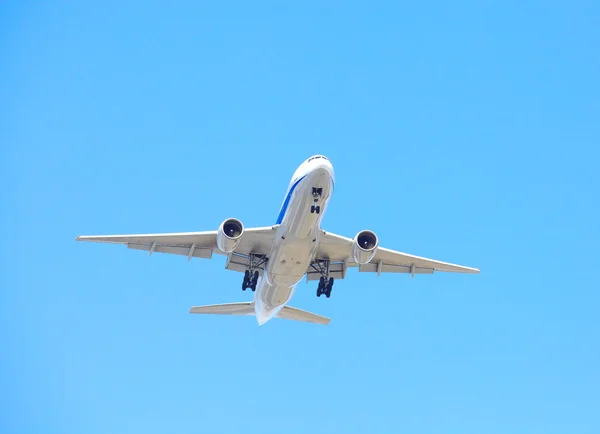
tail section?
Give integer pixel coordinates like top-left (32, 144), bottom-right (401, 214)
top-left (189, 302), bottom-right (330, 325)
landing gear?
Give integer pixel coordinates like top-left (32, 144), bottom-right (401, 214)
top-left (316, 276), bottom-right (334, 298)
top-left (241, 253), bottom-right (267, 292)
top-left (310, 187), bottom-right (323, 214)
top-left (242, 270), bottom-right (259, 291)
top-left (311, 259), bottom-right (334, 298)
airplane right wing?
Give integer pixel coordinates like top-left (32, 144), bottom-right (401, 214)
top-left (311, 230), bottom-right (479, 280)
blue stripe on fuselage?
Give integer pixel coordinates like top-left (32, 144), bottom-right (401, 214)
top-left (275, 175), bottom-right (306, 224)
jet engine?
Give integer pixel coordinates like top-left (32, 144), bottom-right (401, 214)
top-left (351, 230), bottom-right (378, 264)
top-left (217, 218), bottom-right (244, 253)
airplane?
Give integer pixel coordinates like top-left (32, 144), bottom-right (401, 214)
top-left (76, 155), bottom-right (479, 325)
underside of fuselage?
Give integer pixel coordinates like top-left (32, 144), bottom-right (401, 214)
top-left (253, 157), bottom-right (335, 324)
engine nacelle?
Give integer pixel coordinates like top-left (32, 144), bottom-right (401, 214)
top-left (217, 218), bottom-right (244, 253)
top-left (351, 230), bottom-right (379, 265)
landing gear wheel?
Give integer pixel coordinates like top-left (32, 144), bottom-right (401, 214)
top-left (313, 259), bottom-right (335, 298)
top-left (316, 276), bottom-right (332, 298)
top-left (251, 271), bottom-right (259, 292)
top-left (241, 254), bottom-right (268, 292)
top-left (311, 187), bottom-right (323, 214)
top-left (325, 277), bottom-right (334, 298)
top-left (242, 269), bottom-right (258, 291)
top-left (242, 270), bottom-right (250, 291)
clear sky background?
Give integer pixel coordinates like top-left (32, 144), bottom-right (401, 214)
top-left (2, 1), bottom-right (599, 433)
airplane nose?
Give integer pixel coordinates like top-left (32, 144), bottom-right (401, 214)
top-left (314, 159), bottom-right (334, 183)
top-left (314, 158), bottom-right (333, 172)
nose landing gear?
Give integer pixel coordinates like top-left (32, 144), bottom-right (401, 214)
top-left (310, 187), bottom-right (323, 214)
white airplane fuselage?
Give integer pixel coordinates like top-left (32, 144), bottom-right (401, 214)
top-left (254, 156), bottom-right (335, 324)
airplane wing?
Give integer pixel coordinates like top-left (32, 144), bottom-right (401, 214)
top-left (75, 226), bottom-right (277, 265)
top-left (312, 230), bottom-right (479, 279)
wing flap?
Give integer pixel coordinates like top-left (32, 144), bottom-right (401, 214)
top-left (127, 243), bottom-right (213, 259)
top-left (358, 262), bottom-right (434, 274)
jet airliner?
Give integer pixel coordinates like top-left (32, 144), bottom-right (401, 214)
top-left (76, 155), bottom-right (479, 325)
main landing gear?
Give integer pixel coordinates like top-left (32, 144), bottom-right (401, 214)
top-left (310, 187), bottom-right (322, 214)
top-left (241, 253), bottom-right (267, 292)
top-left (311, 259), bottom-right (335, 298)
top-left (317, 276), bottom-right (334, 298)
top-left (242, 270), bottom-right (259, 292)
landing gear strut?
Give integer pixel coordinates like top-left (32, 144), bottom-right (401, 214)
top-left (242, 253), bottom-right (267, 292)
top-left (310, 187), bottom-right (322, 214)
top-left (310, 259), bottom-right (334, 298)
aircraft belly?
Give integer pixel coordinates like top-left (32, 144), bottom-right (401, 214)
top-left (255, 168), bottom-right (333, 323)
top-left (267, 237), bottom-right (315, 285)
top-left (255, 277), bottom-right (296, 321)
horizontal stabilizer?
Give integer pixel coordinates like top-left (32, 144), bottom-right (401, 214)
top-left (189, 302), bottom-right (330, 325)
top-left (276, 306), bottom-right (330, 325)
top-left (189, 302), bottom-right (254, 316)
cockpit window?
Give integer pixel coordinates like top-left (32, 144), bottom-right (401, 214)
top-left (307, 155), bottom-right (328, 162)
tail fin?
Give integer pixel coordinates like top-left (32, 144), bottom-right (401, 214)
top-left (189, 302), bottom-right (254, 316)
top-left (276, 306), bottom-right (330, 325)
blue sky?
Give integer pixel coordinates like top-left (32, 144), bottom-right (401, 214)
top-left (2, 1), bottom-right (599, 433)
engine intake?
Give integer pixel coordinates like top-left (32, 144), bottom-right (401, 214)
top-left (217, 218), bottom-right (244, 253)
top-left (351, 230), bottom-right (378, 264)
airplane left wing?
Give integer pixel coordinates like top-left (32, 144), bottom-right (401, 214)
top-left (75, 226), bottom-right (277, 262)
top-left (312, 230), bottom-right (479, 279)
